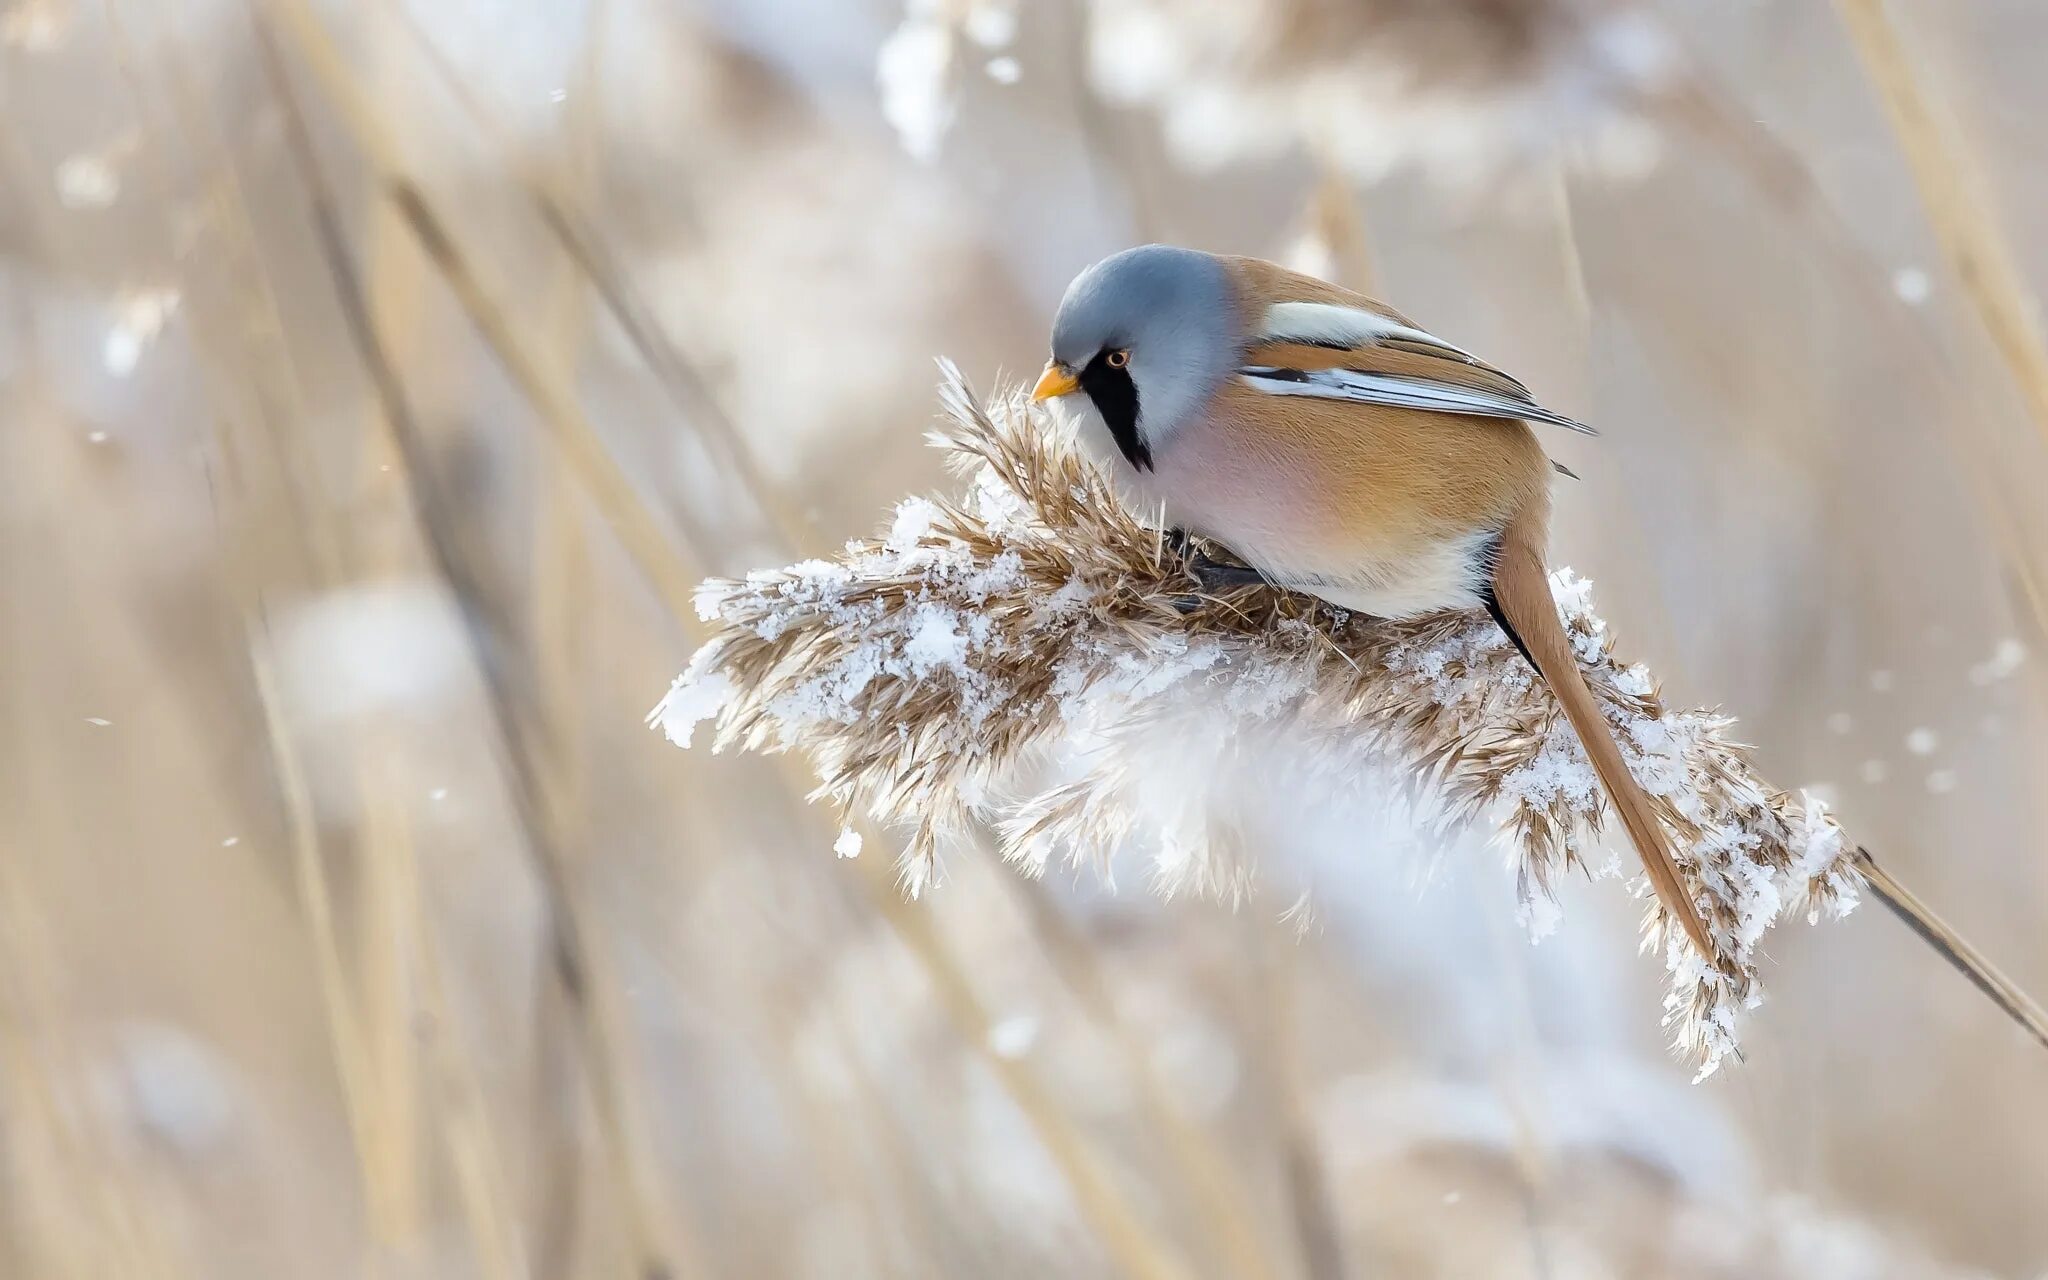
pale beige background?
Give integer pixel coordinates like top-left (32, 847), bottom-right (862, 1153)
top-left (3, 1), bottom-right (2045, 1276)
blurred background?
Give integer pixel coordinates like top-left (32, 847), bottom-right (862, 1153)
top-left (5, 0), bottom-right (2048, 1275)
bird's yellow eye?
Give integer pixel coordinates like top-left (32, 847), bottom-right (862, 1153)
top-left (1106, 349), bottom-right (1130, 369)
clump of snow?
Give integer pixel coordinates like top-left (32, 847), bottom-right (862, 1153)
top-left (833, 827), bottom-right (864, 859)
top-left (653, 662), bottom-right (737, 750)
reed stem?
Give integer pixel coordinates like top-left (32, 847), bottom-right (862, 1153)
top-left (1853, 847), bottom-right (2048, 1053)
top-left (1833, 0), bottom-right (2048, 442)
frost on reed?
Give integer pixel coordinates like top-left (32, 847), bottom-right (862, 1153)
top-left (652, 365), bottom-right (1860, 1074)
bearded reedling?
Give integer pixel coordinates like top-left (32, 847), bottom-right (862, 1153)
top-left (1031, 245), bottom-right (1713, 957)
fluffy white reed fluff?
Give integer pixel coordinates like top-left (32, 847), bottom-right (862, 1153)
top-left (652, 364), bottom-right (1860, 1075)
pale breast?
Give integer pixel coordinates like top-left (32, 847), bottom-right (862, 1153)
top-left (1072, 383), bottom-right (1549, 619)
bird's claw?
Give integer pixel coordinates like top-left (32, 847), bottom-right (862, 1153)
top-left (1163, 529), bottom-right (1268, 610)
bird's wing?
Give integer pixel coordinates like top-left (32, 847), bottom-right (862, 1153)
top-left (1230, 270), bottom-right (1595, 435)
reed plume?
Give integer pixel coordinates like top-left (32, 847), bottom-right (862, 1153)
top-left (1080, 0), bottom-right (1673, 188)
top-left (655, 366), bottom-right (1863, 1075)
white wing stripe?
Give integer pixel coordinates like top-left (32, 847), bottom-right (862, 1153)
top-left (1257, 301), bottom-right (1481, 362)
top-left (1240, 367), bottom-right (1596, 435)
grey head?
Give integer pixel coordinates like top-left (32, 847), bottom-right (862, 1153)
top-left (1037, 245), bottom-right (1238, 471)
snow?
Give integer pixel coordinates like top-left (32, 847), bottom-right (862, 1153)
top-left (833, 827), bottom-right (863, 859)
top-left (653, 667), bottom-right (738, 749)
top-left (901, 604), bottom-right (971, 675)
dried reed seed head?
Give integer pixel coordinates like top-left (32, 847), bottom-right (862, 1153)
top-left (655, 363), bottom-right (1860, 1074)
top-left (1085, 0), bottom-right (1675, 188)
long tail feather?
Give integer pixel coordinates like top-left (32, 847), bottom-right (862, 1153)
top-left (1490, 522), bottom-right (1716, 959)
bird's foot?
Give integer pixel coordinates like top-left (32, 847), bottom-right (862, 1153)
top-left (1186, 553), bottom-right (1268, 593)
top-left (1164, 529), bottom-right (1268, 611)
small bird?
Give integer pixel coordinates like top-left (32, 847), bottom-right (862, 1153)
top-left (1032, 244), bottom-right (1712, 958)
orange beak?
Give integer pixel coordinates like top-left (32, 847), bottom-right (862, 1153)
top-left (1032, 361), bottom-right (1080, 402)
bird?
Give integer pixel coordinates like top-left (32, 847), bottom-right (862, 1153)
top-left (1031, 244), bottom-right (1713, 959)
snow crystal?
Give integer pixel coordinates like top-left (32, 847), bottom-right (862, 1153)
top-left (1924, 769), bottom-right (1958, 795)
top-left (1787, 795), bottom-right (1846, 882)
top-left (984, 56), bottom-right (1021, 84)
top-left (692, 579), bottom-right (736, 623)
top-left (886, 495), bottom-right (944, 552)
top-left (902, 604), bottom-right (971, 675)
top-left (1611, 663), bottom-right (1655, 698)
top-left (652, 668), bottom-right (737, 749)
top-left (833, 827), bottom-right (863, 859)
top-left (1500, 728), bottom-right (1601, 813)
top-left (1904, 727), bottom-right (1938, 756)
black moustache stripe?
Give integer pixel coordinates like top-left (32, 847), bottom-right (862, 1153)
top-left (1078, 356), bottom-right (1149, 471)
